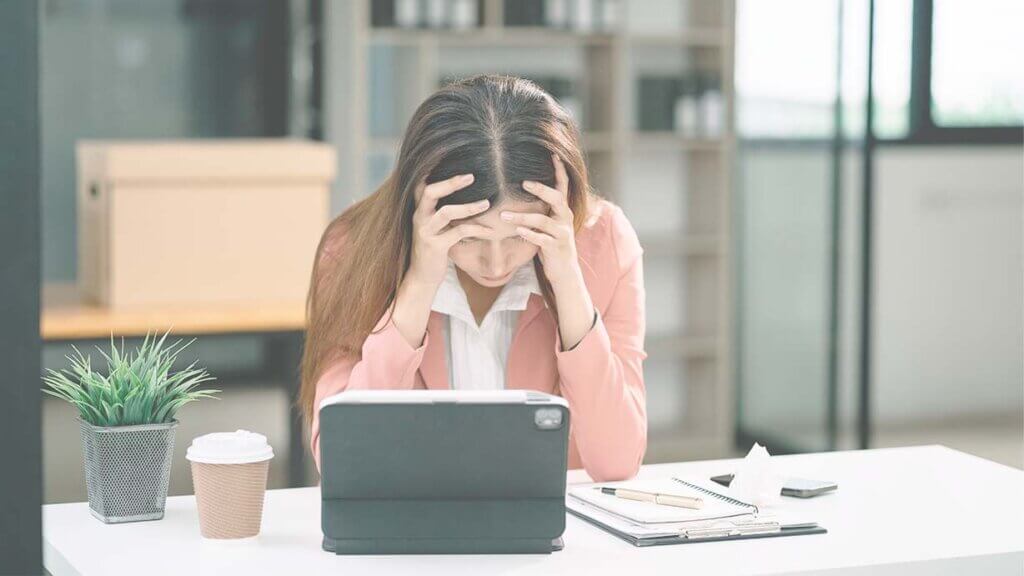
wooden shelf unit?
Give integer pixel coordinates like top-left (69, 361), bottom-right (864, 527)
top-left (322, 0), bottom-right (736, 461)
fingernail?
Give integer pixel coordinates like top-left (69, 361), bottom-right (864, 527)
top-left (461, 174), bottom-right (474, 182)
top-left (522, 181), bottom-right (533, 189)
top-left (500, 211), bottom-right (513, 221)
top-left (477, 199), bottom-right (490, 207)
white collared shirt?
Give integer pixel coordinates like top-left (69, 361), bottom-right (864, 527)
top-left (430, 259), bottom-right (543, 390)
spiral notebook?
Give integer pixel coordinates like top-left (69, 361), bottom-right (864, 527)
top-left (566, 477), bottom-right (826, 546)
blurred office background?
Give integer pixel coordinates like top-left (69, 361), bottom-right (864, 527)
top-left (38, 0), bottom-right (1022, 504)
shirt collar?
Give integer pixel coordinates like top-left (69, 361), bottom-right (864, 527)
top-left (430, 259), bottom-right (543, 325)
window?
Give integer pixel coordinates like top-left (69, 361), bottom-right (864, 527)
top-left (871, 0), bottom-right (913, 139)
top-left (930, 0), bottom-right (1024, 127)
top-left (735, 0), bottom-right (840, 139)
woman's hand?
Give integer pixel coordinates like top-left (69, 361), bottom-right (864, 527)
top-left (389, 173), bottom-right (489, 349)
top-left (500, 153), bottom-right (581, 288)
top-left (500, 154), bottom-right (596, 350)
top-left (406, 173), bottom-right (490, 288)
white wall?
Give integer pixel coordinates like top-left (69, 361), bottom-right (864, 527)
top-left (738, 144), bottom-right (1023, 443)
top-left (873, 147), bottom-right (1023, 423)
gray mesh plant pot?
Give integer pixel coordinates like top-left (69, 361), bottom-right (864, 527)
top-left (78, 417), bottom-right (178, 523)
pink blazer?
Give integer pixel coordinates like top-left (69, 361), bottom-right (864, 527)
top-left (310, 199), bottom-right (648, 482)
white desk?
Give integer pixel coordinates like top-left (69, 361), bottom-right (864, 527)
top-left (43, 445), bottom-right (1024, 575)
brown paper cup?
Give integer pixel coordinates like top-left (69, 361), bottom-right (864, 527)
top-left (191, 460), bottom-right (270, 539)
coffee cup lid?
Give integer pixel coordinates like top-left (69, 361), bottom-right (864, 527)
top-left (186, 430), bottom-right (274, 464)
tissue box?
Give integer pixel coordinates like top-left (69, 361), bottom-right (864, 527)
top-left (76, 139), bottom-right (335, 308)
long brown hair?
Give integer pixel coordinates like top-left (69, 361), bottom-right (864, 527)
top-left (298, 74), bottom-right (598, 432)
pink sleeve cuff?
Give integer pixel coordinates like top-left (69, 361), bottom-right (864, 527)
top-left (555, 308), bottom-right (605, 357)
top-left (360, 313), bottom-right (430, 377)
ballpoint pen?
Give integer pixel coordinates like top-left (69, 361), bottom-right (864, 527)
top-left (598, 487), bottom-right (704, 509)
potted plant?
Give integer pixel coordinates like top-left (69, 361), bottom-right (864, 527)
top-left (42, 330), bottom-right (220, 523)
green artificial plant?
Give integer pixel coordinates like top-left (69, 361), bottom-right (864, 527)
top-left (42, 330), bottom-right (220, 427)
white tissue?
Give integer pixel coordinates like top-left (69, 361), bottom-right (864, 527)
top-left (728, 443), bottom-right (785, 508)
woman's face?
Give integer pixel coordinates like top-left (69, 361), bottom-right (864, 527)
top-left (447, 198), bottom-right (548, 288)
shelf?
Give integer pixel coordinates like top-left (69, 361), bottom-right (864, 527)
top-left (342, 0), bottom-right (736, 460)
top-left (368, 27), bottom-right (727, 48)
top-left (371, 134), bottom-right (726, 155)
top-left (370, 131), bottom-right (615, 155)
top-left (581, 131), bottom-right (615, 151)
top-left (40, 283), bottom-right (305, 341)
top-left (625, 28), bottom-right (727, 47)
top-left (645, 433), bottom-right (736, 463)
top-left (639, 233), bottom-right (722, 256)
top-left (646, 333), bottom-right (719, 359)
top-left (369, 27), bottom-right (616, 47)
top-left (369, 136), bottom-right (401, 155)
top-left (629, 133), bottom-right (726, 152)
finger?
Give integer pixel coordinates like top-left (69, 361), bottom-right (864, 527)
top-left (417, 173), bottom-right (475, 218)
top-left (500, 211), bottom-right (561, 237)
top-left (516, 226), bottom-right (556, 248)
top-left (552, 153), bottom-right (570, 197)
top-left (439, 223), bottom-right (491, 246)
top-left (522, 180), bottom-right (571, 220)
top-left (426, 199), bottom-right (490, 235)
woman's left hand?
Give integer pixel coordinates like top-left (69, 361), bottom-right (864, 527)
top-left (500, 153), bottom-right (581, 288)
top-left (501, 153), bottom-right (596, 350)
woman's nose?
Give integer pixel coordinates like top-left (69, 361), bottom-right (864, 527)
top-left (484, 243), bottom-right (506, 274)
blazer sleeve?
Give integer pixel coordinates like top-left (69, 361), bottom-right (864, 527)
top-left (307, 226), bottom-right (431, 475)
top-left (309, 312), bottom-right (431, 475)
top-left (553, 205), bottom-right (648, 481)
top-left (307, 311), bottom-right (428, 473)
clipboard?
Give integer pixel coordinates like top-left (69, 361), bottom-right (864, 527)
top-left (566, 477), bottom-right (827, 546)
top-left (568, 507), bottom-right (827, 546)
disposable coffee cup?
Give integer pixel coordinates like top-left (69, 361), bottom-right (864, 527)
top-left (186, 430), bottom-right (274, 539)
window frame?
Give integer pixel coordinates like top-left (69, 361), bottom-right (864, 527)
top-left (898, 0), bottom-right (1023, 146)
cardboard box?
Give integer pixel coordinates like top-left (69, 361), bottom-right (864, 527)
top-left (76, 139), bottom-right (335, 309)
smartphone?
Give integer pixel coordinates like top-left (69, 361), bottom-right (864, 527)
top-left (710, 473), bottom-right (838, 498)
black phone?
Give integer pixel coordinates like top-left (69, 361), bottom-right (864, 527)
top-left (710, 473), bottom-right (838, 498)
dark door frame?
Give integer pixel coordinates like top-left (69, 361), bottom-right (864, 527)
top-left (0, 0), bottom-right (43, 573)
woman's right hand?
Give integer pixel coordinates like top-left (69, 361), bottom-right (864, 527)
top-left (389, 173), bottom-right (490, 349)
top-left (405, 173), bottom-right (490, 288)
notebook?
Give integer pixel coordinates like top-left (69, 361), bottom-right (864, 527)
top-left (568, 477), bottom-right (757, 526)
top-left (566, 477), bottom-right (826, 546)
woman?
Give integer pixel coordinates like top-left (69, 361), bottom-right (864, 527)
top-left (300, 74), bottom-right (647, 482)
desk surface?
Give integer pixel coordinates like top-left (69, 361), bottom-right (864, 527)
top-left (43, 446), bottom-right (1024, 576)
top-left (41, 283), bottom-right (305, 340)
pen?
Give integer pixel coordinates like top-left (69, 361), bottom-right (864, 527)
top-left (599, 487), bottom-right (704, 509)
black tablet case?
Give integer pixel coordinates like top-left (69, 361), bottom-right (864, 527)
top-left (319, 393), bottom-right (570, 554)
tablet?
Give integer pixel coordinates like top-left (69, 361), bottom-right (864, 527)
top-left (320, 388), bottom-right (569, 407)
top-left (318, 389), bottom-right (570, 554)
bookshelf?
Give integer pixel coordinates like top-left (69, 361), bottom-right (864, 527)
top-left (322, 0), bottom-right (736, 462)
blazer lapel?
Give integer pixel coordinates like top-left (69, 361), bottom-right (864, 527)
top-left (419, 311), bottom-right (449, 390)
top-left (513, 292), bottom-right (547, 340)
top-left (504, 246), bottom-right (602, 394)
top-left (505, 293), bottom-right (550, 392)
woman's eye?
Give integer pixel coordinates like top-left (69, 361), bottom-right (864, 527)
top-left (458, 237), bottom-right (477, 244)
